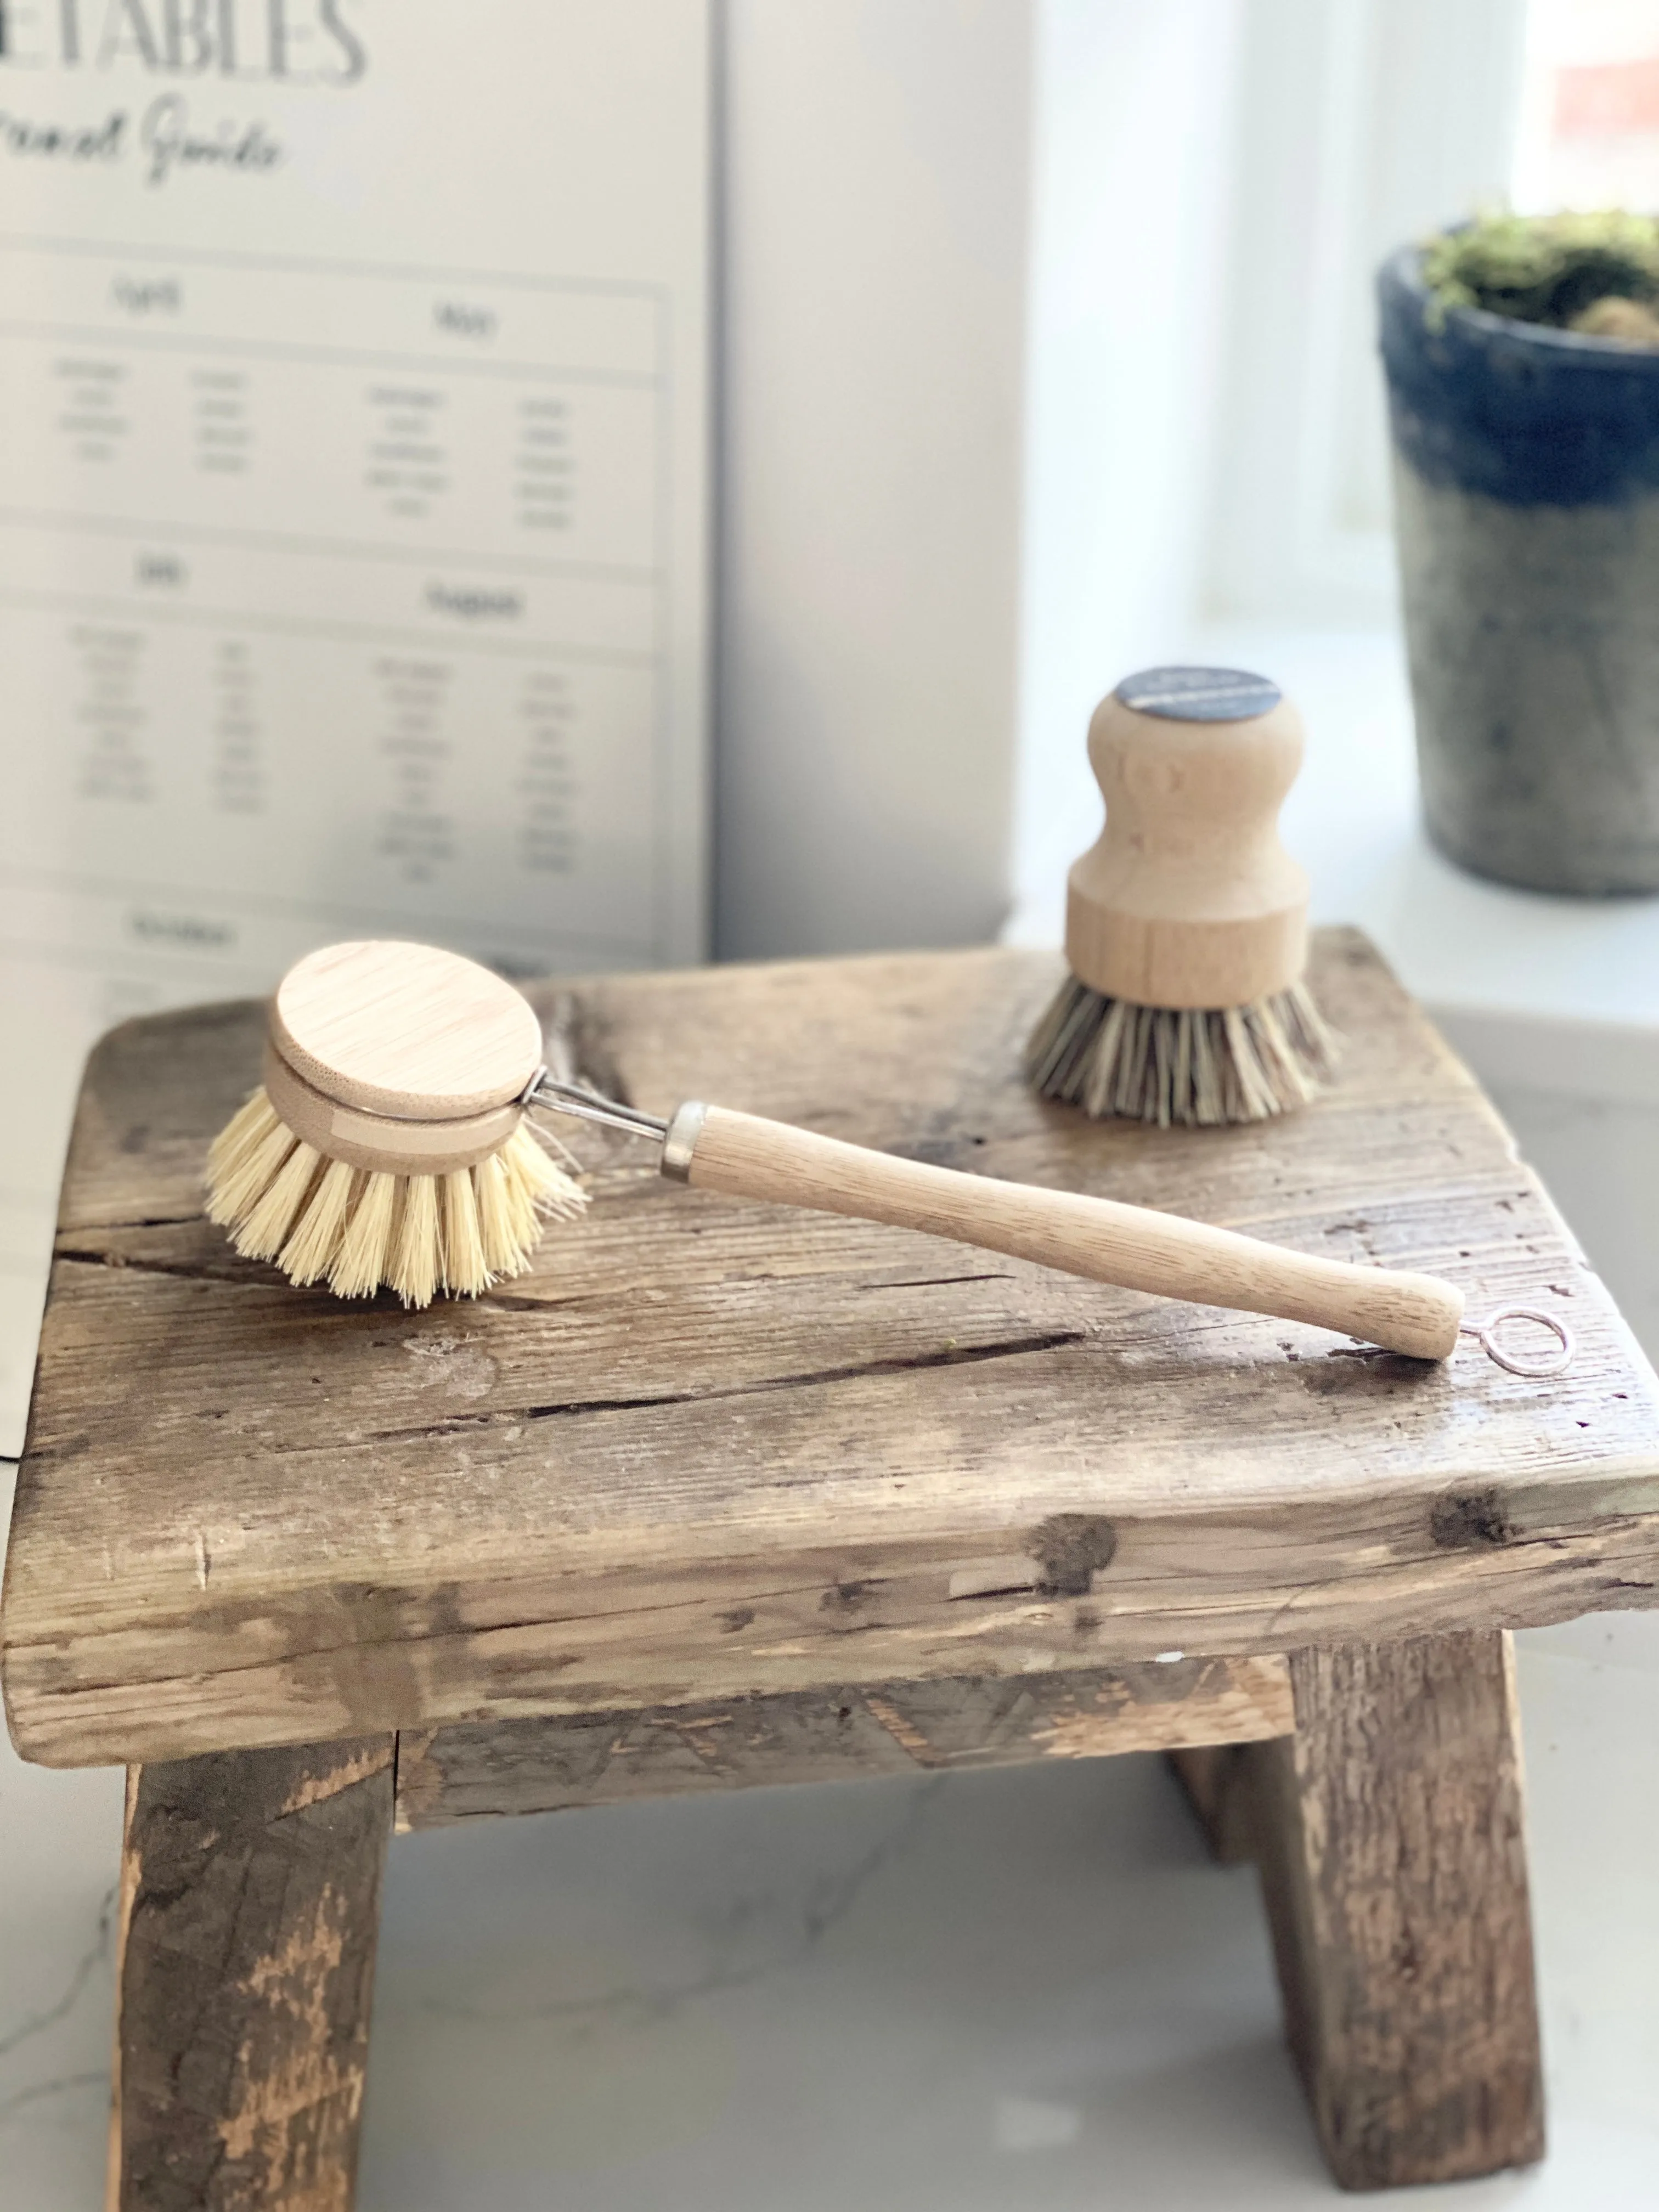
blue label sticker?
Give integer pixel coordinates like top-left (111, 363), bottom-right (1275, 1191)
top-left (1113, 666), bottom-right (1281, 722)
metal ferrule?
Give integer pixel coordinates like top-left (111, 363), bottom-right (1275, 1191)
top-left (660, 1101), bottom-right (708, 1183)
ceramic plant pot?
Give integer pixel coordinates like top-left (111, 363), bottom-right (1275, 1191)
top-left (1378, 244), bottom-right (1659, 894)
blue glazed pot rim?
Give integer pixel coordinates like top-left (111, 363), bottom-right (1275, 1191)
top-left (1383, 242), bottom-right (1659, 379)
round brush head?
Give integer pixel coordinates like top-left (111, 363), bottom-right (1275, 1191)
top-left (1026, 667), bottom-right (1336, 1127)
top-left (207, 940), bottom-right (586, 1306)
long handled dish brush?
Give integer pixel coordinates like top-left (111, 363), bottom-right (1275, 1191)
top-left (1026, 665), bottom-right (1338, 1126)
top-left (203, 939), bottom-right (1572, 1374)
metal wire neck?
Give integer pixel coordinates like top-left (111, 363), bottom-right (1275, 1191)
top-left (519, 1066), bottom-right (669, 1143)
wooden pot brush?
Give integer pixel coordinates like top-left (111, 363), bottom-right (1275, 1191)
top-left (1026, 665), bottom-right (1337, 1126)
top-left (205, 939), bottom-right (1481, 1360)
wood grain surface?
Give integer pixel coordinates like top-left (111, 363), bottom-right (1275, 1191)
top-left (108, 1736), bottom-right (393, 2211)
top-left (1251, 1634), bottom-right (1543, 2187)
top-left (6, 934), bottom-right (1659, 1768)
top-left (394, 1655), bottom-right (1294, 1829)
top-left (1169, 1635), bottom-right (1543, 2186)
top-left (270, 940), bottom-right (543, 1118)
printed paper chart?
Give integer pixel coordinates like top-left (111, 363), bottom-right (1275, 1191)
top-left (0, 3), bottom-right (712, 1449)
top-left (1, 239), bottom-right (684, 973)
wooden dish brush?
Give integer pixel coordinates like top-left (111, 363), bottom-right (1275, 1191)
top-left (1026, 665), bottom-right (1337, 1126)
top-left (208, 940), bottom-right (586, 1307)
top-left (202, 939), bottom-right (1489, 1361)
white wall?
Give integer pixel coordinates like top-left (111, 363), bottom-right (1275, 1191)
top-left (715, 1), bottom-right (1035, 958)
top-left (715, 0), bottom-right (1251, 962)
top-left (1204, 0), bottom-right (1527, 627)
top-left (1008, 0), bottom-right (1244, 930)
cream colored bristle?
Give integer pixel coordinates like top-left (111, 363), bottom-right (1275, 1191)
top-left (441, 1169), bottom-right (488, 1297)
top-left (206, 1066), bottom-right (589, 1306)
top-left (391, 1174), bottom-right (441, 1308)
top-left (507, 1121), bottom-right (588, 1221)
top-left (496, 1135), bottom-right (541, 1251)
top-left (207, 1089), bottom-right (280, 1192)
top-left (329, 1171), bottom-right (398, 1299)
top-left (473, 1152), bottom-right (520, 1275)
top-left (279, 1158), bottom-right (358, 1285)
top-left (234, 1140), bottom-right (320, 1260)
top-left (207, 1094), bottom-right (297, 1229)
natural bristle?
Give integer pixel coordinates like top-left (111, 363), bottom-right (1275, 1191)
top-left (238, 1139), bottom-right (320, 1261)
top-left (442, 1168), bottom-right (487, 1297)
top-left (1026, 976), bottom-right (1338, 1127)
top-left (394, 1173), bottom-right (441, 1309)
top-left (281, 1158), bottom-right (355, 1285)
top-left (205, 1088), bottom-right (588, 1306)
top-left (332, 1170), bottom-right (397, 1300)
top-left (206, 1094), bottom-right (295, 1230)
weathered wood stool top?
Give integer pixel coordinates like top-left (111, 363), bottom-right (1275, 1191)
top-left (7, 929), bottom-right (1658, 1775)
top-left (11, 930), bottom-right (1659, 2205)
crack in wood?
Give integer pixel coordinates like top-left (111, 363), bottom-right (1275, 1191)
top-left (58, 1212), bottom-right (204, 1234)
top-left (54, 1248), bottom-right (249, 1286)
top-left (245, 1328), bottom-right (1093, 1452)
top-left (856, 1271), bottom-right (1018, 1291)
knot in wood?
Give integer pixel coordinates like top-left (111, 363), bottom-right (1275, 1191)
top-left (1430, 1488), bottom-right (1514, 1550)
top-left (1028, 1512), bottom-right (1118, 1596)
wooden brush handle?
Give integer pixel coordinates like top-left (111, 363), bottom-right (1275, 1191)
top-left (1068, 670), bottom-right (1310, 1008)
top-left (679, 1105), bottom-right (1464, 1359)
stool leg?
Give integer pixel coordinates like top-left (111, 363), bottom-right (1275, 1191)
top-left (106, 1736), bottom-right (395, 2212)
top-left (1167, 1743), bottom-right (1260, 1864)
top-left (1249, 1632), bottom-right (1544, 2190)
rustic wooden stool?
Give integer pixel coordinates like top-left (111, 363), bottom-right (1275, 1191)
top-left (7, 933), bottom-right (1659, 2207)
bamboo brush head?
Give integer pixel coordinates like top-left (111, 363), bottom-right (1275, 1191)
top-left (207, 940), bottom-right (586, 1306)
top-left (1026, 668), bottom-right (1336, 1125)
